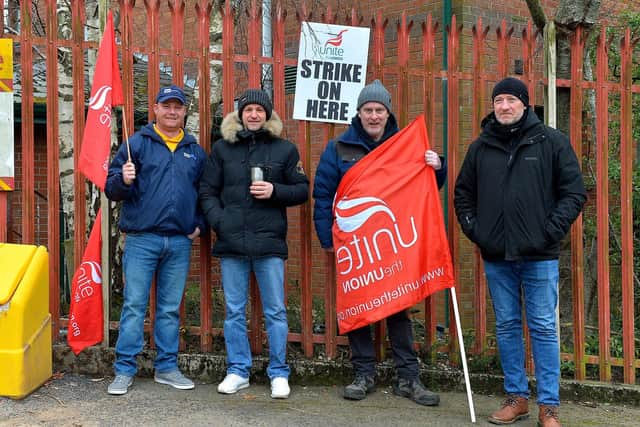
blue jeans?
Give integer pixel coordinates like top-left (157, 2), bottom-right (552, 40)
top-left (114, 233), bottom-right (193, 376)
top-left (220, 256), bottom-right (289, 379)
top-left (484, 260), bottom-right (560, 406)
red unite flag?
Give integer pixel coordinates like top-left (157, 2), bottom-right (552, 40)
top-left (332, 114), bottom-right (456, 334)
top-left (79, 11), bottom-right (124, 190)
top-left (68, 209), bottom-right (103, 355)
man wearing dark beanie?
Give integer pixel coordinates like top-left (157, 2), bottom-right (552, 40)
top-left (237, 88), bottom-right (273, 121)
top-left (199, 88), bottom-right (309, 399)
top-left (455, 77), bottom-right (586, 427)
top-left (491, 76), bottom-right (529, 107)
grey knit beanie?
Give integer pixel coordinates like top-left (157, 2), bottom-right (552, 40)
top-left (237, 89), bottom-right (273, 120)
top-left (357, 79), bottom-right (392, 112)
top-left (492, 77), bottom-right (529, 106)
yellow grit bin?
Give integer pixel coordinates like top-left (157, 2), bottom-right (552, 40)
top-left (0, 243), bottom-right (52, 399)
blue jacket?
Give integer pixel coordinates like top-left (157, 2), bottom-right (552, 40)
top-left (313, 114), bottom-right (447, 249)
top-left (105, 123), bottom-right (206, 235)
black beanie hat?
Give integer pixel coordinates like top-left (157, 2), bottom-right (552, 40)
top-left (492, 77), bottom-right (529, 106)
top-left (237, 89), bottom-right (273, 120)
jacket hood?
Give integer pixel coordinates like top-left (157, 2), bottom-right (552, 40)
top-left (220, 110), bottom-right (283, 143)
top-left (139, 122), bottom-right (197, 145)
top-left (480, 107), bottom-right (541, 141)
top-left (338, 112), bottom-right (399, 147)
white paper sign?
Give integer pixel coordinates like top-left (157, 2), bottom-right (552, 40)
top-left (293, 22), bottom-right (370, 124)
top-left (0, 92), bottom-right (14, 181)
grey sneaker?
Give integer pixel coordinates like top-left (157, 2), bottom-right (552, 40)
top-left (107, 374), bottom-right (133, 395)
top-left (154, 370), bottom-right (195, 390)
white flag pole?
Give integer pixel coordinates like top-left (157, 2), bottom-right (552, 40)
top-left (451, 286), bottom-right (477, 423)
top-left (98, 0), bottom-right (110, 348)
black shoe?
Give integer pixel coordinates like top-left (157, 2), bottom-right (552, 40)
top-left (343, 375), bottom-right (375, 400)
top-left (393, 378), bottom-right (440, 406)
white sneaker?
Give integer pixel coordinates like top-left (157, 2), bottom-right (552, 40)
top-left (270, 377), bottom-right (290, 399)
top-left (217, 373), bottom-right (249, 394)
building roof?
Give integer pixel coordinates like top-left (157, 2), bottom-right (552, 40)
top-left (11, 44), bottom-right (196, 123)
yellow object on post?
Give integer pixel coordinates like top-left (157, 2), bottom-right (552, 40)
top-left (0, 243), bottom-right (52, 399)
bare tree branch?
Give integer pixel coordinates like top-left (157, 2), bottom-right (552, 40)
top-left (525, 0), bottom-right (547, 32)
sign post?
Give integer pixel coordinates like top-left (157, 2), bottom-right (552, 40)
top-left (0, 39), bottom-right (14, 242)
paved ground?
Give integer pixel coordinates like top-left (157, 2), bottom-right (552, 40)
top-left (1, 374), bottom-right (640, 426)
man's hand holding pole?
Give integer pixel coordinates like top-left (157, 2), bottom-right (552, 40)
top-left (122, 162), bottom-right (136, 186)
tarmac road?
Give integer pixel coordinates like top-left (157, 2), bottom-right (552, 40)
top-left (1, 374), bottom-right (639, 426)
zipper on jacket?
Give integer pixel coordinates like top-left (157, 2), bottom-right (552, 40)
top-left (506, 131), bottom-right (545, 169)
top-left (169, 150), bottom-right (176, 216)
top-left (504, 130), bottom-right (546, 259)
top-left (245, 133), bottom-right (256, 254)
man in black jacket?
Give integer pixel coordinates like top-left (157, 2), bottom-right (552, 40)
top-left (454, 77), bottom-right (586, 427)
top-left (199, 89), bottom-right (308, 400)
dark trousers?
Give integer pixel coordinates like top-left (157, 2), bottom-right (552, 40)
top-left (347, 309), bottom-right (419, 380)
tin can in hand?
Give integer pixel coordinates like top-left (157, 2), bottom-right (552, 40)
top-left (250, 166), bottom-right (264, 182)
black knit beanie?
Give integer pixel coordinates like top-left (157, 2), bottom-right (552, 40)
top-left (237, 89), bottom-right (273, 120)
top-left (492, 77), bottom-right (529, 106)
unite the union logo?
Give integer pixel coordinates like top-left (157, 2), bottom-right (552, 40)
top-left (308, 27), bottom-right (348, 60)
top-left (89, 85), bottom-right (113, 111)
top-left (335, 196), bottom-right (395, 232)
top-left (81, 260), bottom-right (102, 284)
top-left (74, 260), bottom-right (102, 302)
top-left (325, 29), bottom-right (348, 47)
top-left (334, 195), bottom-right (418, 276)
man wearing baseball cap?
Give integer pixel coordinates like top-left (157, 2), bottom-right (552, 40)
top-left (313, 79), bottom-right (447, 407)
top-left (455, 77), bottom-right (586, 426)
top-left (105, 84), bottom-right (205, 395)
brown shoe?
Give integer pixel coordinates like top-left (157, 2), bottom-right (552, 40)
top-left (487, 395), bottom-right (529, 425)
top-left (537, 405), bottom-right (561, 427)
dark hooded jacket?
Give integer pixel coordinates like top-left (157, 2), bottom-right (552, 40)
top-left (199, 111), bottom-right (309, 259)
top-left (105, 123), bottom-right (205, 235)
top-left (454, 108), bottom-right (587, 261)
top-left (313, 114), bottom-right (448, 249)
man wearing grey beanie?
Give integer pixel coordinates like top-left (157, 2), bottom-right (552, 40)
top-left (313, 79), bottom-right (447, 407)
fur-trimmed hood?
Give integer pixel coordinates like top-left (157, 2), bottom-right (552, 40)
top-left (220, 110), bottom-right (283, 143)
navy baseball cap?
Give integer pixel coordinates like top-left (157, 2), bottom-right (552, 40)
top-left (155, 85), bottom-right (186, 105)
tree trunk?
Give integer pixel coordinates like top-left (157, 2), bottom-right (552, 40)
top-left (554, 1), bottom-right (600, 341)
top-left (554, 1), bottom-right (600, 135)
top-left (525, 0), bottom-right (602, 345)
top-left (185, 10), bottom-right (223, 138)
top-left (56, 2), bottom-right (75, 296)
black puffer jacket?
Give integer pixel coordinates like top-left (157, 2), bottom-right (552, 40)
top-left (199, 111), bottom-right (309, 259)
top-left (454, 109), bottom-right (587, 261)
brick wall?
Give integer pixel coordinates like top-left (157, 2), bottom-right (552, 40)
top-left (9, 125), bottom-right (50, 248)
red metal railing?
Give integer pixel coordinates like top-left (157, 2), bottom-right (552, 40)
top-left (2, 0), bottom-right (637, 384)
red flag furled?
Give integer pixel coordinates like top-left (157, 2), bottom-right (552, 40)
top-left (79, 11), bottom-right (124, 190)
top-left (67, 209), bottom-right (103, 354)
top-left (332, 115), bottom-right (455, 334)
